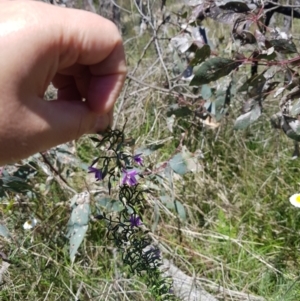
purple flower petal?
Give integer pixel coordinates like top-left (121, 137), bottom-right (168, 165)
top-left (121, 169), bottom-right (138, 186)
top-left (88, 166), bottom-right (103, 181)
top-left (133, 154), bottom-right (143, 166)
top-left (129, 214), bottom-right (142, 228)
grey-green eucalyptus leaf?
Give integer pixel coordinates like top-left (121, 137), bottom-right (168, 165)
top-left (234, 104), bottom-right (261, 130)
top-left (0, 224), bottom-right (10, 239)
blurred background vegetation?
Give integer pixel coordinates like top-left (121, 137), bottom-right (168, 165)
top-left (2, 0), bottom-right (300, 300)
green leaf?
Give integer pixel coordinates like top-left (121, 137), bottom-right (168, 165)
top-left (1, 170), bottom-right (31, 194)
top-left (170, 146), bottom-right (202, 175)
top-left (269, 39), bottom-right (298, 54)
top-left (190, 45), bottom-right (211, 67)
top-left (201, 84), bottom-right (212, 100)
top-left (96, 197), bottom-right (124, 213)
top-left (171, 33), bottom-right (193, 53)
top-left (238, 71), bottom-right (266, 93)
top-left (36, 160), bottom-right (52, 176)
top-left (282, 115), bottom-right (300, 141)
top-left (214, 77), bottom-right (232, 121)
top-left (209, 8), bottom-right (240, 24)
top-left (169, 153), bottom-right (188, 175)
top-left (159, 195), bottom-right (170, 203)
top-left (0, 224), bottom-right (10, 239)
top-left (164, 163), bottom-right (173, 186)
top-left (135, 143), bottom-right (165, 156)
top-left (70, 203), bottom-right (90, 225)
top-left (256, 50), bottom-right (277, 61)
top-left (190, 58), bottom-right (240, 85)
top-left (67, 192), bottom-right (90, 262)
top-left (174, 200), bottom-right (187, 221)
top-left (235, 30), bottom-right (256, 45)
top-left (219, 1), bottom-right (251, 13)
top-left (172, 51), bottom-right (185, 75)
top-left (234, 104), bottom-right (261, 130)
top-left (181, 146), bottom-right (203, 173)
top-left (96, 197), bottom-right (110, 207)
top-left (291, 99), bottom-right (300, 116)
top-left (13, 164), bottom-right (37, 180)
top-left (67, 224), bottom-right (88, 262)
top-left (160, 197), bottom-right (187, 221)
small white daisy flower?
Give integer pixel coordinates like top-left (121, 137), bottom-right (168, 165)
top-left (289, 193), bottom-right (300, 208)
top-left (23, 218), bottom-right (38, 230)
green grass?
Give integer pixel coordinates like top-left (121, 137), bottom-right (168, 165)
top-left (2, 1), bottom-right (300, 300)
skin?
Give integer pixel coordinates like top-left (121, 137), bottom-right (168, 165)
top-left (0, 0), bottom-right (127, 165)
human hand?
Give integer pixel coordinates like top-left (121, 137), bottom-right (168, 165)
top-left (0, 1), bottom-right (127, 165)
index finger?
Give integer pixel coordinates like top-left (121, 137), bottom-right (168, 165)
top-left (20, 1), bottom-right (127, 114)
top-left (54, 6), bottom-right (127, 113)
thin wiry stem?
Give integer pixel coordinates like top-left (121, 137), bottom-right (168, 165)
top-left (127, 74), bottom-right (200, 99)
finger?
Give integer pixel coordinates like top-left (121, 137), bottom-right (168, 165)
top-left (3, 1), bottom-right (127, 110)
top-left (52, 74), bottom-right (82, 101)
top-left (4, 97), bottom-right (110, 162)
top-left (34, 97), bottom-right (110, 137)
top-left (53, 43), bottom-right (125, 113)
top-left (53, 65), bottom-right (91, 100)
top-left (50, 4), bottom-right (127, 113)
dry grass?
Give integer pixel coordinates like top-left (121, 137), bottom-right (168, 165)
top-left (2, 1), bottom-right (300, 300)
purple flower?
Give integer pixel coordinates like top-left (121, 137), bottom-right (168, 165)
top-left (88, 166), bottom-right (103, 181)
top-left (129, 214), bottom-right (142, 228)
top-left (133, 153), bottom-right (143, 166)
top-left (121, 169), bottom-right (138, 186)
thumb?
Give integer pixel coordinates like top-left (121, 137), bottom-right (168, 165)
top-left (35, 97), bottom-right (112, 140)
top-left (0, 97), bottom-right (112, 164)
